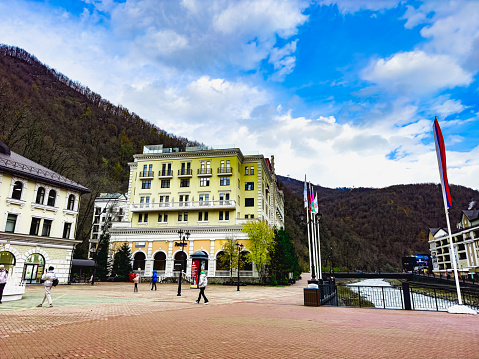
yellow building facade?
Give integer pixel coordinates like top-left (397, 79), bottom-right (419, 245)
top-left (0, 142), bottom-right (89, 284)
top-left (108, 145), bottom-right (284, 280)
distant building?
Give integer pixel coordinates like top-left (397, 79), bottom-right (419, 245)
top-left (108, 144), bottom-right (284, 279)
top-left (0, 142), bottom-right (89, 284)
top-left (88, 193), bottom-right (128, 258)
top-left (429, 208), bottom-right (479, 277)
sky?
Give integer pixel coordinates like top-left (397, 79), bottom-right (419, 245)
top-left (1, 0), bottom-right (479, 190)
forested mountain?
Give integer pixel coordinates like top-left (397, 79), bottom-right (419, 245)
top-left (1, 45), bottom-right (478, 270)
top-left (279, 175), bottom-right (479, 271)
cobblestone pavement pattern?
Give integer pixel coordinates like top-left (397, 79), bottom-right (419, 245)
top-left (0, 275), bottom-right (478, 358)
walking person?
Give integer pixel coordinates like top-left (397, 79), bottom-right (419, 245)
top-left (150, 270), bottom-right (158, 291)
top-left (196, 270), bottom-right (209, 305)
top-left (37, 266), bottom-right (56, 308)
top-left (133, 273), bottom-right (140, 292)
top-left (0, 264), bottom-right (8, 304)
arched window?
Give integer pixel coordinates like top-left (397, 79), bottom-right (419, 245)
top-left (0, 251), bottom-right (16, 274)
top-left (47, 190), bottom-right (56, 207)
top-left (36, 187), bottom-right (45, 204)
top-left (153, 252), bottom-right (166, 271)
top-left (216, 251), bottom-right (231, 271)
top-left (133, 252), bottom-right (146, 270)
top-left (12, 181), bottom-right (23, 200)
top-left (22, 253), bottom-right (45, 284)
top-left (174, 251), bottom-right (187, 272)
top-left (67, 194), bottom-right (75, 210)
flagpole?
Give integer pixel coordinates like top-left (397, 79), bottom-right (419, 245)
top-left (315, 203), bottom-right (323, 280)
top-left (308, 182), bottom-right (317, 280)
top-left (305, 176), bottom-right (314, 280)
top-left (444, 207), bottom-right (462, 305)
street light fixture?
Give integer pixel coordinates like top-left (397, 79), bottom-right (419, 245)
top-left (236, 242), bottom-right (244, 291)
top-left (177, 229), bottom-right (190, 296)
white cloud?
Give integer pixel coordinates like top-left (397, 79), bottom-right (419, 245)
top-left (362, 51), bottom-right (473, 96)
top-left (318, 0), bottom-right (400, 14)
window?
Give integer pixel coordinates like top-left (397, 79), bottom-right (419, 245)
top-left (225, 211), bottom-right (229, 220)
top-left (178, 212), bottom-right (188, 222)
top-left (219, 211), bottom-right (223, 221)
top-left (180, 162), bottom-right (191, 175)
top-left (250, 214), bottom-right (254, 218)
top-left (250, 166), bottom-right (254, 175)
top-left (184, 212), bottom-right (188, 221)
top-left (198, 211), bottom-right (209, 222)
top-left (12, 181), bottom-right (23, 200)
top-left (67, 194), bottom-right (75, 210)
top-left (200, 177), bottom-right (210, 187)
top-left (63, 222), bottom-right (72, 239)
top-left (36, 187), bottom-right (45, 204)
top-left (158, 213), bottom-right (168, 223)
top-left (140, 196), bottom-right (150, 208)
top-left (42, 219), bottom-right (52, 237)
top-left (180, 179), bottom-right (190, 187)
top-left (179, 195), bottom-right (189, 207)
top-left (159, 195), bottom-right (169, 207)
top-left (245, 198), bottom-right (254, 207)
top-left (161, 163), bottom-right (172, 176)
top-left (220, 177), bottom-right (230, 186)
top-left (245, 214), bottom-right (249, 219)
top-left (138, 213), bottom-right (148, 223)
top-left (30, 218), bottom-right (41, 235)
top-left (245, 182), bottom-right (254, 191)
top-left (5, 214), bottom-right (17, 233)
top-left (142, 180), bottom-right (151, 189)
top-left (161, 180), bottom-right (170, 188)
top-left (245, 167), bottom-right (249, 175)
top-left (47, 190), bottom-right (56, 207)
top-left (199, 194), bottom-right (209, 205)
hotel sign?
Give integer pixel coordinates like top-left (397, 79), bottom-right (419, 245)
top-left (175, 242), bottom-right (187, 247)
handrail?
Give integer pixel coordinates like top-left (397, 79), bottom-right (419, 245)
top-left (131, 200), bottom-right (236, 211)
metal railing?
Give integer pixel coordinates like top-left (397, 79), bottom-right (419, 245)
top-left (197, 168), bottom-right (212, 175)
top-left (139, 171), bottom-right (154, 177)
top-left (130, 200), bottom-right (236, 211)
top-left (318, 283), bottom-right (479, 312)
top-left (178, 169), bottom-right (193, 176)
top-left (217, 167), bottom-right (233, 175)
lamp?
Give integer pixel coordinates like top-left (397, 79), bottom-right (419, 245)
top-left (177, 230), bottom-right (190, 296)
top-left (236, 242), bottom-right (244, 291)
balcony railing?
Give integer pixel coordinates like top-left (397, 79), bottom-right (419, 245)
top-left (197, 168), bottom-right (212, 176)
top-left (139, 171), bottom-right (154, 178)
top-left (178, 169), bottom-right (193, 177)
top-left (158, 170), bottom-right (173, 178)
top-left (130, 200), bottom-right (236, 212)
top-left (217, 167), bottom-right (233, 175)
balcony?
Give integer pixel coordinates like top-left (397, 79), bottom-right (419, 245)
top-left (139, 170), bottom-right (154, 179)
top-left (178, 169), bottom-right (193, 177)
top-left (158, 170), bottom-right (173, 179)
top-left (217, 167), bottom-right (233, 175)
top-left (130, 200), bottom-right (237, 212)
top-left (197, 168), bottom-right (212, 177)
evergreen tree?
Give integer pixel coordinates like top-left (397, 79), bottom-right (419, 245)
top-left (270, 229), bottom-right (301, 284)
top-left (95, 232), bottom-right (111, 281)
top-left (112, 243), bottom-right (132, 281)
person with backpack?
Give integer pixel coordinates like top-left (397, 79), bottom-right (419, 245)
top-left (195, 270), bottom-right (209, 305)
top-left (150, 270), bottom-right (158, 291)
top-left (37, 266), bottom-right (56, 308)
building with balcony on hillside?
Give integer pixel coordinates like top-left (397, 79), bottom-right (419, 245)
top-left (429, 207), bottom-right (479, 278)
top-left (107, 144), bottom-right (284, 280)
top-left (0, 142), bottom-right (90, 285)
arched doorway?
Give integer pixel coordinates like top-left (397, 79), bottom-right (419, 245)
top-left (153, 252), bottom-right (166, 273)
top-left (23, 253), bottom-right (45, 284)
top-left (216, 251), bottom-right (231, 277)
top-left (240, 251), bottom-right (252, 271)
top-left (173, 251), bottom-right (187, 274)
top-left (0, 251), bottom-right (15, 274)
top-left (133, 252), bottom-right (146, 271)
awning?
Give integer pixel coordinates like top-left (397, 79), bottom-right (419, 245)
top-left (71, 259), bottom-right (97, 267)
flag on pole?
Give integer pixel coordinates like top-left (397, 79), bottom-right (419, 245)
top-left (304, 177), bottom-right (308, 208)
top-left (309, 183), bottom-right (314, 213)
top-left (313, 193), bottom-right (319, 215)
top-left (433, 117), bottom-right (452, 209)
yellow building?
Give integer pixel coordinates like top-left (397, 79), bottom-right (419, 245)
top-left (429, 208), bottom-right (479, 277)
top-left (108, 144), bottom-right (284, 280)
top-left (0, 142), bottom-right (89, 284)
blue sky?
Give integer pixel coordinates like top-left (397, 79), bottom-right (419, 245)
top-left (1, 0), bottom-right (479, 190)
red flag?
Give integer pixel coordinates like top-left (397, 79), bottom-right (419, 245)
top-left (433, 117), bottom-right (452, 209)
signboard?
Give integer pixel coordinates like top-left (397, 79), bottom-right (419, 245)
top-left (190, 260), bottom-right (199, 288)
top-left (175, 242), bottom-right (187, 247)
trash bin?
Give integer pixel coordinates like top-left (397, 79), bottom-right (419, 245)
top-left (304, 288), bottom-right (321, 306)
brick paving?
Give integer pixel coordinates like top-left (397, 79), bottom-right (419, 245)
top-left (0, 275), bottom-right (478, 358)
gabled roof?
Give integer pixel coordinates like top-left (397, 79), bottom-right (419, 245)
top-left (429, 227), bottom-right (448, 236)
top-left (463, 210), bottom-right (479, 222)
top-left (0, 142), bottom-right (89, 193)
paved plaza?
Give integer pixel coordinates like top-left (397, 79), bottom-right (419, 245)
top-left (0, 275), bottom-right (478, 359)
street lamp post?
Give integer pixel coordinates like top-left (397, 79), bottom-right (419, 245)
top-left (177, 230), bottom-right (190, 296)
top-left (236, 242), bottom-right (244, 291)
